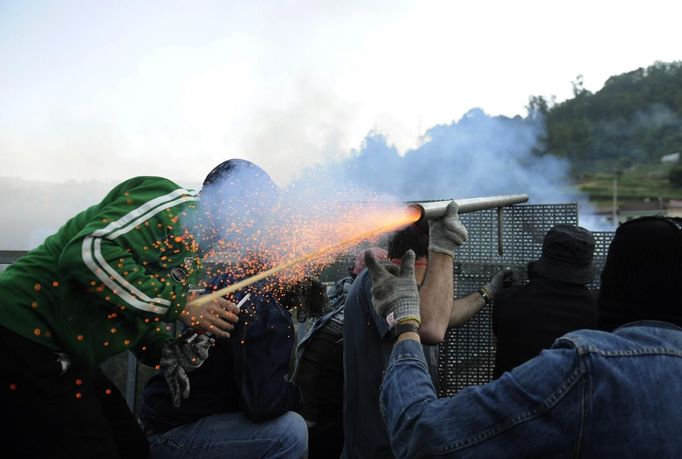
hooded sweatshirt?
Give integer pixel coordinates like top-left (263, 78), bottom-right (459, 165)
top-left (0, 176), bottom-right (201, 368)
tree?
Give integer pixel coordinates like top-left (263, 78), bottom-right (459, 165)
top-left (571, 74), bottom-right (589, 97)
top-left (526, 95), bottom-right (552, 119)
top-left (669, 161), bottom-right (682, 188)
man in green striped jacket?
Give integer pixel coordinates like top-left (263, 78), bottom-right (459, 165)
top-left (0, 159), bottom-right (273, 458)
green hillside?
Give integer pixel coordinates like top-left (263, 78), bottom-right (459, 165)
top-left (529, 61), bottom-right (682, 202)
top-left (578, 162), bottom-right (682, 206)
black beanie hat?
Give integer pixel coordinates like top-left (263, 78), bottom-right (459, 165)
top-left (202, 159), bottom-right (277, 191)
top-left (197, 159), bottom-right (278, 250)
top-left (534, 224), bottom-right (595, 284)
top-left (597, 216), bottom-right (682, 330)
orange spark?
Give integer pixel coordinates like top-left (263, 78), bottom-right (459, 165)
top-left (195, 203), bottom-right (420, 306)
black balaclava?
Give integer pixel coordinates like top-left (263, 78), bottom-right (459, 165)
top-left (197, 159), bottom-right (279, 252)
top-left (597, 216), bottom-right (682, 331)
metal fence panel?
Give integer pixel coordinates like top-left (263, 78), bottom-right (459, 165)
top-left (0, 205), bottom-right (616, 407)
top-left (437, 204), bottom-right (614, 396)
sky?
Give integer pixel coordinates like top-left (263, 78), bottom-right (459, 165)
top-left (2, 0), bottom-right (681, 187)
top-left (1, 0), bottom-right (681, 249)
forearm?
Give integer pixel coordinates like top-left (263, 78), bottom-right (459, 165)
top-left (381, 340), bottom-right (581, 458)
top-left (417, 251), bottom-right (454, 344)
top-left (449, 291), bottom-right (486, 327)
top-left (380, 338), bottom-right (439, 459)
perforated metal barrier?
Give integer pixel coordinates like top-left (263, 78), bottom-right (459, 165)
top-left (1, 204), bottom-right (616, 409)
top-left (437, 204), bottom-right (614, 396)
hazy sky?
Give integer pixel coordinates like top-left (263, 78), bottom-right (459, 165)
top-left (1, 0), bottom-right (680, 186)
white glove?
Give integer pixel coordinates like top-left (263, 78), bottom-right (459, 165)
top-left (428, 202), bottom-right (468, 257)
top-left (160, 334), bottom-right (212, 407)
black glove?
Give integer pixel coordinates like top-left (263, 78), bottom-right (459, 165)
top-left (365, 250), bottom-right (420, 327)
top-left (160, 334), bottom-right (212, 407)
top-left (281, 277), bottom-right (327, 317)
top-left (480, 267), bottom-right (514, 302)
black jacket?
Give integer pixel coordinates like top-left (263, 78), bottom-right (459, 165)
top-left (140, 275), bottom-right (301, 432)
top-left (493, 275), bottom-right (597, 378)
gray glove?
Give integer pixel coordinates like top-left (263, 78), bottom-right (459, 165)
top-left (480, 267), bottom-right (514, 302)
top-left (428, 202), bottom-right (468, 257)
top-left (160, 334), bottom-right (213, 407)
top-left (365, 249), bottom-right (420, 327)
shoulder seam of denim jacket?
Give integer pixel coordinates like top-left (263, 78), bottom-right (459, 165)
top-left (615, 320), bottom-right (682, 332)
top-left (594, 348), bottom-right (682, 357)
top-left (558, 335), bottom-right (682, 358)
top-left (415, 364), bottom-right (584, 457)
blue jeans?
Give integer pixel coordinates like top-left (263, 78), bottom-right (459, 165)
top-left (148, 411), bottom-right (308, 459)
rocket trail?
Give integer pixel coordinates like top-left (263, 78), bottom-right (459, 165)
top-left (192, 207), bottom-right (420, 307)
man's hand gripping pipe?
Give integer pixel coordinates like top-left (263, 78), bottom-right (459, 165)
top-left (180, 293), bottom-right (251, 345)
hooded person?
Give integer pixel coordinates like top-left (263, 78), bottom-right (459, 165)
top-left (196, 158), bottom-right (280, 255)
top-left (597, 215), bottom-right (682, 329)
top-left (140, 275), bottom-right (309, 459)
top-left (492, 223), bottom-right (598, 377)
top-left (292, 246), bottom-right (388, 459)
top-left (373, 215), bottom-right (682, 458)
top-left (0, 159), bottom-right (274, 458)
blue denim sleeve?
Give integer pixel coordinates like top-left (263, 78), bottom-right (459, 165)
top-left (380, 339), bottom-right (584, 458)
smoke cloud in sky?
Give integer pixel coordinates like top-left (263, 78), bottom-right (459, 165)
top-left (0, 108), bottom-right (612, 252)
top-left (2, 1), bottom-right (681, 186)
top-left (296, 108), bottom-right (597, 208)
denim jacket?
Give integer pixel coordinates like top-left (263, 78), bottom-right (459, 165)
top-left (380, 321), bottom-right (682, 458)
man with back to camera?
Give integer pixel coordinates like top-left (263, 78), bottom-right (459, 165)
top-left (0, 159), bottom-right (276, 458)
top-left (493, 224), bottom-right (597, 377)
top-left (292, 246), bottom-right (387, 459)
top-left (342, 203), bottom-right (512, 458)
top-left (372, 215), bottom-right (682, 458)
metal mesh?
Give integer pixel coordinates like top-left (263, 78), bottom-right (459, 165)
top-left (437, 204), bottom-right (615, 397)
top-left (589, 231), bottom-right (615, 290)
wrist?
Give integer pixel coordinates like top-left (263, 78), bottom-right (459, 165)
top-left (391, 321), bottom-right (420, 342)
top-left (428, 243), bottom-right (455, 259)
top-left (396, 331), bottom-right (420, 343)
top-left (478, 286), bottom-right (493, 305)
top-left (387, 297), bottom-right (420, 328)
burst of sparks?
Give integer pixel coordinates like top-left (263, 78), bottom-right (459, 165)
top-left (195, 198), bottom-right (420, 305)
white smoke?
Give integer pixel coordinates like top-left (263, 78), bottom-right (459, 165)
top-left (295, 108), bottom-right (611, 230)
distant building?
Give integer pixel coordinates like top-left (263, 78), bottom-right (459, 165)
top-left (618, 199), bottom-right (682, 223)
top-left (667, 200), bottom-right (682, 218)
top-left (592, 198), bottom-right (682, 226)
top-left (661, 152), bottom-right (680, 163)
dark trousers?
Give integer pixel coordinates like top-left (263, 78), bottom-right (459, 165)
top-left (308, 416), bottom-right (345, 459)
top-left (0, 326), bottom-right (149, 459)
top-left (294, 328), bottom-right (344, 459)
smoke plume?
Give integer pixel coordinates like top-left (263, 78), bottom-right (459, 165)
top-left (296, 108), bottom-right (608, 229)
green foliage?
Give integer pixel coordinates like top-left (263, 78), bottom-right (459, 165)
top-left (669, 162), bottom-right (682, 188)
top-left (577, 163), bottom-right (682, 201)
top-left (532, 61), bottom-right (682, 173)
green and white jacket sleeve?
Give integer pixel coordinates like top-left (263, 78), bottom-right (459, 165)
top-left (58, 177), bottom-right (201, 323)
